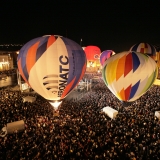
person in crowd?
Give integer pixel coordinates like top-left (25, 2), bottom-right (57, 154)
top-left (0, 72), bottom-right (160, 160)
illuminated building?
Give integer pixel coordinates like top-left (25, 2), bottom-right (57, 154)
top-left (0, 50), bottom-right (18, 71)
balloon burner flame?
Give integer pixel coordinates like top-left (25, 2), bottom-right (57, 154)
top-left (49, 101), bottom-right (62, 110)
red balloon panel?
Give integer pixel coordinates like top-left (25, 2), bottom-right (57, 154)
top-left (84, 46), bottom-right (101, 61)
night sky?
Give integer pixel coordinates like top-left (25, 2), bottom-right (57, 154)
top-left (0, 0), bottom-right (159, 52)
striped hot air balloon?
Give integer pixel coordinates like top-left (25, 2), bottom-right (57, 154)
top-left (102, 51), bottom-right (158, 103)
top-left (17, 35), bottom-right (86, 107)
top-left (130, 42), bottom-right (156, 60)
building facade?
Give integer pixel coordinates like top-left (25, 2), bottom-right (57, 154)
top-left (0, 50), bottom-right (18, 71)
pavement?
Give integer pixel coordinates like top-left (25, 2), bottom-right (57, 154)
top-left (65, 89), bottom-right (85, 101)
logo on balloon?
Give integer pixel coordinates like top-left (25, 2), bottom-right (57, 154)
top-left (43, 74), bottom-right (58, 94)
top-left (42, 55), bottom-right (69, 97)
top-left (58, 55), bottom-right (69, 97)
top-left (94, 54), bottom-right (99, 59)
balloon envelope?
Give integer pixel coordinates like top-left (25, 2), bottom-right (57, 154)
top-left (100, 50), bottom-right (115, 66)
top-left (84, 46), bottom-right (101, 61)
top-left (17, 35), bottom-right (86, 102)
top-left (102, 51), bottom-right (158, 102)
top-left (130, 42), bottom-right (156, 60)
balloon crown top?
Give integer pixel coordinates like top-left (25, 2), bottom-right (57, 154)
top-left (42, 35), bottom-right (63, 38)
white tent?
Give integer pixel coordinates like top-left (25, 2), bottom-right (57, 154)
top-left (102, 106), bottom-right (118, 119)
top-left (23, 96), bottom-right (36, 103)
top-left (7, 120), bottom-right (25, 134)
top-left (0, 120), bottom-right (25, 136)
top-left (155, 111), bottom-right (160, 119)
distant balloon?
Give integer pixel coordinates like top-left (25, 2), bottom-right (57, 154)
top-left (17, 35), bottom-right (86, 108)
top-left (100, 50), bottom-right (116, 66)
top-left (130, 42), bottom-right (156, 60)
top-left (84, 46), bottom-right (101, 61)
top-left (102, 51), bottom-right (158, 103)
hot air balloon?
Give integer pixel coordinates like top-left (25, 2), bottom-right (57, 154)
top-left (130, 42), bottom-right (157, 60)
top-left (102, 51), bottom-right (158, 105)
top-left (100, 50), bottom-right (116, 66)
top-left (84, 46), bottom-right (101, 72)
top-left (17, 35), bottom-right (86, 109)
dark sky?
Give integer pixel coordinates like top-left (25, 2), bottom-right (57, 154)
top-left (0, 0), bottom-right (159, 52)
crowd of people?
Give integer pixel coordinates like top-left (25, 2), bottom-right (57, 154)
top-left (0, 73), bottom-right (160, 160)
top-left (0, 69), bottom-right (17, 77)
